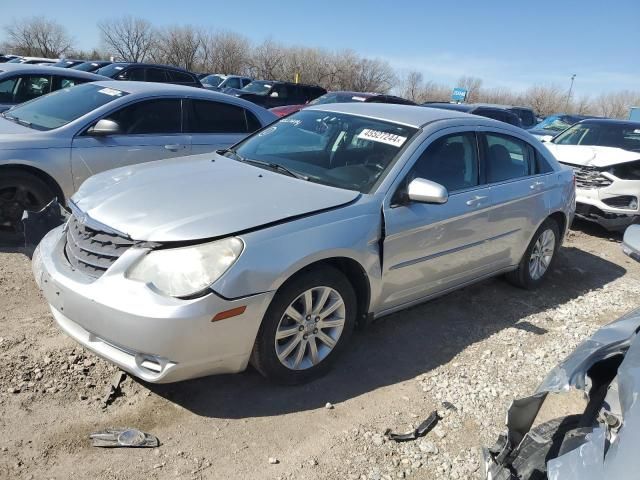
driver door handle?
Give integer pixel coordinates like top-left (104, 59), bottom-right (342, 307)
top-left (530, 181), bottom-right (545, 190)
top-left (466, 195), bottom-right (488, 206)
top-left (164, 144), bottom-right (182, 151)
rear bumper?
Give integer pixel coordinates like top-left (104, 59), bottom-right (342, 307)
top-left (33, 226), bottom-right (274, 383)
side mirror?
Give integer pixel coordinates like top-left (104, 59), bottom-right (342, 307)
top-left (622, 225), bottom-right (640, 262)
top-left (270, 91), bottom-right (279, 98)
top-left (87, 119), bottom-right (120, 136)
top-left (407, 178), bottom-right (448, 204)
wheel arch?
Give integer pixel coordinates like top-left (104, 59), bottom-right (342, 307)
top-left (0, 164), bottom-right (66, 206)
top-left (275, 256), bottom-right (372, 328)
top-left (548, 210), bottom-right (568, 241)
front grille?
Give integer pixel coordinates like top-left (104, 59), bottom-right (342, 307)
top-left (64, 215), bottom-right (134, 278)
top-left (562, 163), bottom-right (613, 189)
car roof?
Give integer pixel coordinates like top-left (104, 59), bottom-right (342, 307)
top-left (474, 103), bottom-right (533, 110)
top-left (109, 62), bottom-right (195, 74)
top-left (91, 80), bottom-right (251, 98)
top-left (578, 118), bottom-right (640, 127)
top-left (0, 63), bottom-right (107, 79)
top-left (306, 102), bottom-right (472, 127)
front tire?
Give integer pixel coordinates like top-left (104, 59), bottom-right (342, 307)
top-left (507, 218), bottom-right (560, 289)
top-left (251, 266), bottom-right (357, 385)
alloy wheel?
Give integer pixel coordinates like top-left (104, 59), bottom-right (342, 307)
top-left (529, 228), bottom-right (556, 280)
top-left (274, 286), bottom-right (346, 370)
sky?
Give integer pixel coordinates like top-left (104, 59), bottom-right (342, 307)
top-left (3, 0), bottom-right (639, 97)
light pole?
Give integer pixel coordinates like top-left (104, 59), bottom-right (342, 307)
top-left (565, 74), bottom-right (576, 112)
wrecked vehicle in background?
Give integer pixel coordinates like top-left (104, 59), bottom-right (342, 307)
top-left (483, 224), bottom-right (640, 479)
top-left (544, 118), bottom-right (640, 231)
top-left (32, 104), bottom-right (574, 385)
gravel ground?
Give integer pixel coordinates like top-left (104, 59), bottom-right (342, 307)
top-left (1, 221), bottom-right (639, 480)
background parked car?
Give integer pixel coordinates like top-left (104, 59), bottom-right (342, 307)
top-left (544, 118), bottom-right (640, 231)
top-left (0, 64), bottom-right (106, 112)
top-left (528, 113), bottom-right (601, 140)
top-left (7, 56), bottom-right (57, 65)
top-left (422, 102), bottom-right (523, 127)
top-left (230, 80), bottom-right (327, 108)
top-left (50, 59), bottom-right (85, 69)
top-left (0, 81), bottom-right (276, 242)
top-left (71, 60), bottom-right (112, 72)
top-left (95, 62), bottom-right (203, 88)
top-left (0, 54), bottom-right (19, 63)
top-left (270, 91), bottom-right (416, 117)
top-left (201, 74), bottom-right (252, 91)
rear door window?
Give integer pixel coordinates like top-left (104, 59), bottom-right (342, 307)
top-left (121, 67), bottom-right (144, 81)
top-left (482, 133), bottom-right (532, 183)
top-left (13, 75), bottom-right (52, 103)
top-left (169, 70), bottom-right (194, 84)
top-left (146, 68), bottom-right (169, 83)
top-left (225, 77), bottom-right (241, 89)
top-left (105, 99), bottom-right (182, 135)
top-left (52, 76), bottom-right (89, 90)
top-left (187, 100), bottom-right (253, 133)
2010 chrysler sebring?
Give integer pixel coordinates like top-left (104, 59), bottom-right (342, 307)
top-left (32, 104), bottom-right (575, 384)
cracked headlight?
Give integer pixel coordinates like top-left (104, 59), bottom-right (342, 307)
top-left (127, 237), bottom-right (244, 298)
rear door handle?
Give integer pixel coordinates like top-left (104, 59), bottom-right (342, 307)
top-left (466, 195), bottom-right (488, 206)
top-left (164, 144), bottom-right (182, 151)
top-left (530, 181), bottom-right (545, 190)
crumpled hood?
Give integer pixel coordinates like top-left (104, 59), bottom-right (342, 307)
top-left (72, 153), bottom-right (360, 242)
top-left (545, 143), bottom-right (640, 168)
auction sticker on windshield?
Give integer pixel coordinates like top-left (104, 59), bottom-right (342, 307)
top-left (357, 129), bottom-right (407, 147)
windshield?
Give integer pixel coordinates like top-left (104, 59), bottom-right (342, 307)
top-left (240, 81), bottom-right (273, 95)
top-left (308, 92), bottom-right (369, 106)
top-left (553, 122), bottom-right (640, 152)
top-left (4, 83), bottom-right (128, 131)
top-left (232, 110), bottom-right (418, 193)
top-left (96, 63), bottom-right (127, 77)
top-left (72, 62), bottom-right (104, 71)
top-left (535, 115), bottom-right (575, 132)
top-left (201, 74), bottom-right (224, 87)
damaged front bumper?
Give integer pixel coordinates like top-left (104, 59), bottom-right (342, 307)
top-left (33, 226), bottom-right (275, 383)
top-left (483, 308), bottom-right (640, 479)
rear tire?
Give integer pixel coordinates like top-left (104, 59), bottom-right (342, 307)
top-left (507, 218), bottom-right (560, 289)
top-left (251, 266), bottom-right (357, 385)
top-left (0, 171), bottom-right (56, 245)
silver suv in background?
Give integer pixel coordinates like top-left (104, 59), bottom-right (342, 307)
top-left (0, 81), bottom-right (276, 242)
top-left (33, 104), bottom-right (575, 385)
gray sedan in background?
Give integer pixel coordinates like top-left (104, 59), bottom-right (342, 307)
top-left (0, 63), bottom-right (106, 112)
top-left (0, 81), bottom-right (276, 241)
top-left (33, 104), bottom-right (575, 384)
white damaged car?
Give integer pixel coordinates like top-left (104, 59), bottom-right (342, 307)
top-left (545, 119), bottom-right (640, 230)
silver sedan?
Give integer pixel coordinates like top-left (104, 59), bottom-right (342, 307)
top-left (33, 103), bottom-right (575, 384)
top-left (0, 80), bottom-right (276, 242)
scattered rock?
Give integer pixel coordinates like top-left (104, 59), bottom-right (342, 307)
top-left (325, 402), bottom-right (334, 410)
top-left (268, 457), bottom-right (279, 465)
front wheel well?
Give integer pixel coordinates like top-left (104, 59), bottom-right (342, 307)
top-left (0, 165), bottom-right (65, 206)
top-left (282, 257), bottom-right (371, 327)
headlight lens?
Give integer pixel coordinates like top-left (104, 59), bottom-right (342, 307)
top-left (126, 237), bottom-right (244, 298)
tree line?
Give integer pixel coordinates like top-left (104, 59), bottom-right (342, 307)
top-left (3, 15), bottom-right (638, 119)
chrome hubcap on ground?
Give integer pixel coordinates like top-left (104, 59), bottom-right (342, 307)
top-left (275, 286), bottom-right (346, 370)
top-left (529, 229), bottom-right (555, 280)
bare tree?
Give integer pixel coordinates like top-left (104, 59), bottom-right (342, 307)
top-left (401, 71), bottom-right (424, 102)
top-left (151, 25), bottom-right (203, 71)
top-left (457, 75), bottom-right (483, 103)
top-left (3, 16), bottom-right (72, 57)
top-left (98, 16), bottom-right (154, 62)
top-left (247, 38), bottom-right (287, 80)
top-left (200, 31), bottom-right (250, 75)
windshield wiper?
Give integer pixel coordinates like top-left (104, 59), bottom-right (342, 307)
top-left (218, 149), bottom-right (309, 181)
